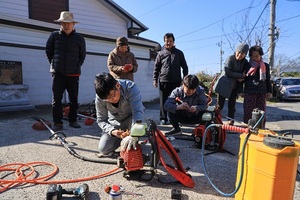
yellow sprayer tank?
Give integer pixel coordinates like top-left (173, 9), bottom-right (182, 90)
top-left (235, 130), bottom-right (300, 200)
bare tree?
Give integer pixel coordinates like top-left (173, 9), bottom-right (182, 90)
top-left (221, 2), bottom-right (270, 54)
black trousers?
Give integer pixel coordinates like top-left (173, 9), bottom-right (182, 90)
top-left (217, 89), bottom-right (238, 119)
top-left (169, 110), bottom-right (204, 129)
top-left (159, 82), bottom-right (181, 121)
top-left (52, 73), bottom-right (79, 124)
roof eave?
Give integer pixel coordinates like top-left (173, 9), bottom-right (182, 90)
top-left (101, 0), bottom-right (148, 36)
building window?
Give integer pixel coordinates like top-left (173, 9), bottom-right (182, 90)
top-left (29, 0), bottom-right (69, 23)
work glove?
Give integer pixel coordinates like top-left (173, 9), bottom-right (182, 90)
top-left (120, 136), bottom-right (138, 151)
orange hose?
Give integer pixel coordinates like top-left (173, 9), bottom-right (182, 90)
top-left (0, 161), bottom-right (123, 193)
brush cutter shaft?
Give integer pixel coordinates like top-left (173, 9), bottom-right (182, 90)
top-left (77, 113), bottom-right (96, 120)
top-left (39, 119), bottom-right (56, 134)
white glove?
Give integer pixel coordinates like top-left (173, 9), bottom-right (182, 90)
top-left (120, 136), bottom-right (138, 151)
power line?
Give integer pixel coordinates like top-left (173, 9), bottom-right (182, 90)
top-left (176, 4), bottom-right (262, 39)
top-left (136, 0), bottom-right (173, 18)
top-left (176, 14), bottom-right (300, 47)
top-left (288, 50), bottom-right (300, 59)
top-left (245, 1), bottom-right (270, 41)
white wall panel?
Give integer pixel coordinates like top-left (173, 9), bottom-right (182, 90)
top-left (0, 0), bottom-right (28, 18)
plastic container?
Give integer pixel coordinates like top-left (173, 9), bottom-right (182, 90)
top-left (130, 120), bottom-right (146, 137)
top-left (109, 184), bottom-right (122, 200)
top-left (235, 131), bottom-right (300, 200)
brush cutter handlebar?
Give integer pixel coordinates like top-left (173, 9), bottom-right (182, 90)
top-left (49, 132), bottom-right (67, 141)
top-left (221, 124), bottom-right (250, 134)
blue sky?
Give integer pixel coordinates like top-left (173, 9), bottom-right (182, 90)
top-left (113, 0), bottom-right (300, 75)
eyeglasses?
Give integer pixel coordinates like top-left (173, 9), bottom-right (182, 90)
top-left (103, 87), bottom-right (117, 102)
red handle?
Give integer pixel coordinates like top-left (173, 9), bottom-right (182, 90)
top-left (175, 97), bottom-right (183, 104)
top-left (222, 124), bottom-right (249, 134)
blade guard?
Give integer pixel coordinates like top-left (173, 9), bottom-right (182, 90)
top-left (155, 128), bottom-right (195, 188)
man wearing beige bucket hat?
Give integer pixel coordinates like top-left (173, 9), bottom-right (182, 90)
top-left (46, 11), bottom-right (86, 131)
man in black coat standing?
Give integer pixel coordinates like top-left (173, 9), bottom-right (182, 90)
top-left (153, 33), bottom-right (188, 125)
top-left (46, 11), bottom-right (86, 131)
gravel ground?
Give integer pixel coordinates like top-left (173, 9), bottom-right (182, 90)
top-left (0, 101), bottom-right (299, 200)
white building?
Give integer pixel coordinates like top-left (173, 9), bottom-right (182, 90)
top-left (0, 0), bottom-right (159, 108)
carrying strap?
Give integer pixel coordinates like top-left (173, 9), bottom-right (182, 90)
top-left (155, 128), bottom-right (195, 188)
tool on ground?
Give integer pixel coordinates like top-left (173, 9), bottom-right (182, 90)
top-left (77, 113), bottom-right (97, 125)
top-left (235, 132), bottom-right (299, 200)
top-left (118, 119), bottom-right (195, 188)
top-left (63, 104), bottom-right (97, 125)
top-left (32, 118), bottom-right (52, 130)
top-left (105, 184), bottom-right (122, 200)
top-left (46, 183), bottom-right (89, 200)
top-left (32, 117), bottom-right (117, 164)
top-left (202, 108), bottom-right (300, 199)
top-left (171, 189), bottom-right (182, 199)
top-left (32, 116), bottom-right (194, 188)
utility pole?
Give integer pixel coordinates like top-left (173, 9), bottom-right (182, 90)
top-left (268, 0), bottom-right (276, 71)
top-left (217, 40), bottom-right (224, 73)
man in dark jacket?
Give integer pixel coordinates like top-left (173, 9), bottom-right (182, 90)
top-left (164, 75), bottom-right (207, 135)
top-left (153, 33), bottom-right (188, 125)
top-left (46, 11), bottom-right (86, 131)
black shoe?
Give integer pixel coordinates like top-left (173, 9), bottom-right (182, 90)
top-left (165, 128), bottom-right (181, 135)
top-left (69, 122), bottom-right (81, 128)
top-left (227, 120), bottom-right (234, 125)
top-left (52, 123), bottom-right (63, 132)
top-left (160, 119), bottom-right (167, 125)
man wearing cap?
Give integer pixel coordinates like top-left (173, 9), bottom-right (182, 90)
top-left (107, 36), bottom-right (138, 81)
top-left (214, 43), bottom-right (250, 125)
top-left (46, 11), bottom-right (86, 131)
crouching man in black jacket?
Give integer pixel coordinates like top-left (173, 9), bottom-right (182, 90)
top-left (164, 75), bottom-right (207, 135)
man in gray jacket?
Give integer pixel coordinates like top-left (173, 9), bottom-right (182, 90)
top-left (94, 73), bottom-right (144, 156)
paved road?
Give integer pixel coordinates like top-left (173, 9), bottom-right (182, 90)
top-left (0, 99), bottom-right (299, 200)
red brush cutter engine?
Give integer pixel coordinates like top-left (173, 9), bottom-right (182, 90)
top-left (193, 125), bottom-right (213, 148)
top-left (118, 144), bottom-right (144, 171)
top-left (192, 105), bottom-right (226, 150)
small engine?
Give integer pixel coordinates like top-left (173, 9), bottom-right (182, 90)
top-left (248, 108), bottom-right (265, 129)
top-left (193, 125), bottom-right (214, 148)
top-left (118, 144), bottom-right (144, 171)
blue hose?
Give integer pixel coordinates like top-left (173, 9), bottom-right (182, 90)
top-left (201, 123), bottom-right (251, 197)
top-left (201, 111), bottom-right (265, 196)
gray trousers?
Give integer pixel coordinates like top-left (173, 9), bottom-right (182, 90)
top-left (98, 115), bottom-right (132, 155)
top-left (98, 133), bottom-right (122, 155)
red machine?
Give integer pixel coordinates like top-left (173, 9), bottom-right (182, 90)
top-left (118, 119), bottom-right (195, 188)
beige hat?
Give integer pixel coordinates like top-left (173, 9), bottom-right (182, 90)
top-left (54, 11), bottom-right (79, 23)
